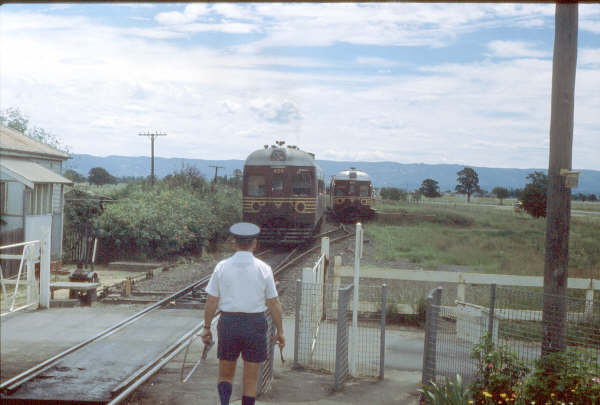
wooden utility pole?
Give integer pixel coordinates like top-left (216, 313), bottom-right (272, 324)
top-left (542, 3), bottom-right (578, 356)
top-left (139, 132), bottom-right (167, 185)
top-left (209, 165), bottom-right (225, 192)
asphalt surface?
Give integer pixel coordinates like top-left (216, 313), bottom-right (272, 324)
top-left (1, 306), bottom-right (423, 404)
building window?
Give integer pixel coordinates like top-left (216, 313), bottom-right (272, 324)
top-left (0, 182), bottom-right (7, 215)
top-left (27, 184), bottom-right (52, 215)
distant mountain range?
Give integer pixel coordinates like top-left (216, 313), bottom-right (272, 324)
top-left (65, 154), bottom-right (600, 194)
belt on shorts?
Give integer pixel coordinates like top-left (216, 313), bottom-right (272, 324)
top-left (221, 311), bottom-right (265, 316)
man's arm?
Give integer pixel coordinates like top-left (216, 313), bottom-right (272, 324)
top-left (266, 297), bottom-right (285, 348)
top-left (200, 294), bottom-right (219, 344)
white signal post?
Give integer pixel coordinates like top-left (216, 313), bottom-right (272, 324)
top-left (351, 222), bottom-right (362, 375)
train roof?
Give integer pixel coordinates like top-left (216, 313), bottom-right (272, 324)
top-left (332, 168), bottom-right (371, 181)
top-left (245, 144), bottom-right (318, 167)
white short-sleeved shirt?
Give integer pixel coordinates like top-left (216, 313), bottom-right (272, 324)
top-left (205, 251), bottom-right (278, 313)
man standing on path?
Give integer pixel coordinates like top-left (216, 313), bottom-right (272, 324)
top-left (201, 222), bottom-right (285, 405)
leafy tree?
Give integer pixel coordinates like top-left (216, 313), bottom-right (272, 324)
top-left (419, 178), bottom-right (441, 198)
top-left (380, 187), bottom-right (407, 201)
top-left (64, 169), bottom-right (86, 183)
top-left (492, 186), bottom-right (510, 205)
top-left (163, 166), bottom-right (207, 192)
top-left (589, 194), bottom-right (598, 202)
top-left (88, 167), bottom-right (117, 186)
top-left (455, 167), bottom-right (481, 203)
top-left (519, 171), bottom-right (548, 218)
top-left (0, 107), bottom-right (68, 152)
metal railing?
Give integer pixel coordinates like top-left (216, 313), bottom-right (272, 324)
top-left (0, 228), bottom-right (51, 314)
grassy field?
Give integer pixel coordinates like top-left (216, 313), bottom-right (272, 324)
top-left (406, 195), bottom-right (600, 212)
top-left (367, 201), bottom-right (600, 278)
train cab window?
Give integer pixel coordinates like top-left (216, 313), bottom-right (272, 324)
top-left (272, 173), bottom-right (284, 193)
top-left (359, 185), bottom-right (370, 197)
top-left (292, 171), bottom-right (312, 196)
top-left (349, 184), bottom-right (356, 195)
top-left (248, 175), bottom-right (266, 196)
top-left (335, 186), bottom-right (346, 196)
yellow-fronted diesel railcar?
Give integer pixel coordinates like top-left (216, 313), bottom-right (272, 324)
top-left (243, 142), bottom-right (325, 244)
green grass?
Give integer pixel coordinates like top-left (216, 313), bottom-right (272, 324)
top-left (366, 201), bottom-right (600, 277)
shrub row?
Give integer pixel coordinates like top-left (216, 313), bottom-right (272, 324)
top-left (64, 185), bottom-right (241, 262)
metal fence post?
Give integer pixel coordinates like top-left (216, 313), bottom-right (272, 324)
top-left (379, 284), bottom-right (387, 380)
top-left (257, 310), bottom-right (275, 397)
top-left (334, 284), bottom-right (352, 391)
top-left (421, 287), bottom-right (442, 388)
top-left (294, 279), bottom-right (302, 368)
top-left (488, 284), bottom-right (497, 338)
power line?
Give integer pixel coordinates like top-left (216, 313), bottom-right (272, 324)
top-left (138, 132), bottom-right (167, 185)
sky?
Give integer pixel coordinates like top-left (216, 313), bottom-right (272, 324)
top-left (1, 3), bottom-right (599, 170)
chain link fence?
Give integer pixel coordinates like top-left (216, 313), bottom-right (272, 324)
top-left (294, 281), bottom-right (386, 389)
top-left (257, 310), bottom-right (276, 396)
top-left (422, 285), bottom-right (600, 386)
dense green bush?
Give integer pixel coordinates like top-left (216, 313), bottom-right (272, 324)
top-left (94, 186), bottom-right (241, 261)
top-left (470, 335), bottom-right (529, 405)
top-left (519, 349), bottom-right (600, 405)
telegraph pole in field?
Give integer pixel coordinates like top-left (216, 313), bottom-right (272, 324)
top-left (209, 165), bottom-right (225, 192)
top-left (139, 132), bottom-right (167, 185)
top-left (542, 3), bottom-right (578, 356)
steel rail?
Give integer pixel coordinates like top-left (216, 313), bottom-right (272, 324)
top-left (0, 276), bottom-right (210, 395)
top-left (272, 230), bottom-right (353, 277)
top-left (107, 321), bottom-right (207, 405)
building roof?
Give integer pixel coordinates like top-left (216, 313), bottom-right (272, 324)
top-left (0, 157), bottom-right (73, 189)
top-left (332, 168), bottom-right (371, 182)
top-left (0, 124), bottom-right (70, 160)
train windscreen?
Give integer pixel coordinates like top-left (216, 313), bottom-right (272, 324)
top-left (360, 184), bottom-right (370, 196)
top-left (248, 174), bottom-right (266, 196)
top-left (292, 170), bottom-right (312, 196)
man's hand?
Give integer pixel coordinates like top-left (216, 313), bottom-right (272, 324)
top-left (200, 327), bottom-right (213, 345)
top-left (274, 331), bottom-right (285, 349)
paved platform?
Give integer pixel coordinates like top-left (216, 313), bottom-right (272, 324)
top-left (0, 305), bottom-right (423, 404)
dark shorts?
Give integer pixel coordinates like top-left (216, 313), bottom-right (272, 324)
top-left (217, 312), bottom-right (267, 363)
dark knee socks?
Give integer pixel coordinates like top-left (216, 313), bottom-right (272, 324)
top-left (217, 381), bottom-right (232, 405)
top-left (242, 396), bottom-right (255, 405)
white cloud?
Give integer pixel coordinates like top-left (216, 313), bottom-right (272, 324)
top-left (250, 98), bottom-right (302, 124)
top-left (1, 5), bottom-right (599, 170)
top-left (155, 4), bottom-right (209, 26)
top-left (487, 40), bottom-right (551, 59)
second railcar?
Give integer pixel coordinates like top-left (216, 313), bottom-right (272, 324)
top-left (328, 168), bottom-right (375, 221)
top-left (242, 142), bottom-right (326, 244)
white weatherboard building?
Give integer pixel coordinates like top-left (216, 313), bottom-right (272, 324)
top-left (0, 124), bottom-right (72, 271)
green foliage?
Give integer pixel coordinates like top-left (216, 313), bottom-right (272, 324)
top-left (94, 186), bottom-right (241, 261)
top-left (519, 171), bottom-right (548, 218)
top-left (420, 178), bottom-right (442, 198)
top-left (88, 167), bottom-right (117, 186)
top-left (379, 187), bottom-right (408, 201)
top-left (64, 169), bottom-right (86, 183)
top-left (163, 166), bottom-right (208, 192)
top-left (420, 375), bottom-right (472, 405)
top-left (519, 350), bottom-right (600, 405)
top-left (455, 168), bottom-right (481, 203)
top-left (491, 187), bottom-right (510, 205)
top-left (470, 335), bottom-right (529, 405)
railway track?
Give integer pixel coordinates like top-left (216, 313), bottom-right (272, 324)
top-left (0, 224), bottom-right (354, 404)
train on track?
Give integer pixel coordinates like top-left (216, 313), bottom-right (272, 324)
top-left (242, 141), bottom-right (326, 244)
top-left (328, 168), bottom-right (375, 222)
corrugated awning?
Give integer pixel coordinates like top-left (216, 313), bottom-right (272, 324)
top-left (0, 157), bottom-right (73, 189)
